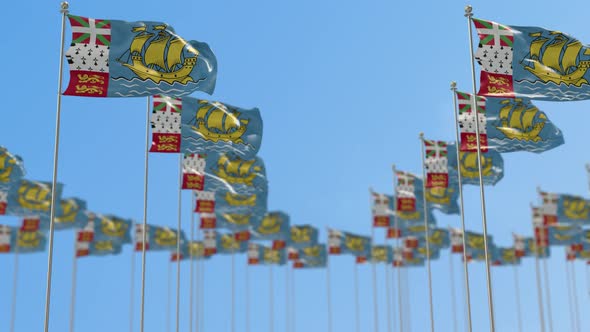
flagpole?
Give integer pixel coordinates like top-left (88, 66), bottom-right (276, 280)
top-left (269, 265), bottom-right (275, 332)
top-left (371, 218), bottom-right (380, 332)
top-left (199, 238), bottom-right (205, 332)
top-left (449, 249), bottom-right (458, 332)
top-left (285, 264), bottom-right (290, 332)
top-left (326, 252), bottom-right (333, 332)
top-left (418, 133), bottom-right (435, 332)
top-left (450, 81), bottom-right (473, 332)
top-left (566, 259), bottom-right (576, 332)
top-left (392, 165), bottom-right (403, 332)
top-left (512, 265), bottom-right (523, 332)
top-left (175, 156), bottom-right (183, 332)
top-left (291, 264), bottom-right (296, 332)
top-left (167, 261), bottom-right (172, 332)
top-left (354, 262), bottom-right (361, 332)
top-left (465, 6), bottom-right (495, 331)
top-left (404, 268), bottom-right (412, 332)
top-left (130, 244), bottom-right (136, 332)
top-left (139, 95), bottom-right (151, 332)
top-left (44, 4), bottom-right (69, 331)
top-left (246, 264), bottom-right (250, 332)
top-left (10, 248), bottom-right (19, 332)
top-left (385, 262), bottom-right (393, 332)
top-left (231, 250), bottom-right (236, 332)
top-left (534, 253), bottom-right (546, 332)
top-left (541, 259), bottom-right (553, 332)
top-left (570, 261), bottom-right (581, 332)
top-left (189, 192), bottom-right (195, 332)
top-left (68, 245), bottom-right (77, 332)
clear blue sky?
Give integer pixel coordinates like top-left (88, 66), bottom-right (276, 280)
top-left (1, 0), bottom-right (590, 331)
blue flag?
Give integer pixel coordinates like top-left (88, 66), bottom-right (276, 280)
top-left (136, 224), bottom-right (186, 251)
top-left (548, 224), bottom-right (583, 246)
top-left (447, 142), bottom-right (504, 186)
top-left (251, 211), bottom-right (290, 241)
top-left (289, 225), bottom-right (319, 249)
top-left (92, 213), bottom-right (132, 244)
top-left (5, 180), bottom-right (63, 218)
top-left (556, 194), bottom-right (590, 224)
top-left (294, 244), bottom-right (328, 269)
top-left (369, 245), bottom-right (393, 264)
top-left (16, 230), bottom-right (47, 253)
top-left (84, 240), bottom-right (123, 257)
top-left (55, 198), bottom-right (89, 230)
top-left (0, 146), bottom-right (25, 192)
top-left (328, 229), bottom-right (371, 257)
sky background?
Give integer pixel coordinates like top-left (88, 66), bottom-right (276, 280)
top-left (1, 0), bottom-right (590, 331)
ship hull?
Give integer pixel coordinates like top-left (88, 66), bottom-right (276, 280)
top-left (495, 122), bottom-right (545, 142)
top-left (122, 55), bottom-right (197, 84)
top-left (460, 161), bottom-right (493, 178)
top-left (214, 168), bottom-right (257, 186)
top-left (191, 123), bottom-right (247, 143)
top-left (524, 60), bottom-right (590, 86)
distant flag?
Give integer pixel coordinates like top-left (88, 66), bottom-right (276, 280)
top-left (547, 224), bottom-right (583, 246)
top-left (182, 154), bottom-right (206, 190)
top-left (395, 171), bottom-right (436, 226)
top-left (150, 95), bottom-right (182, 153)
top-left (472, 18), bottom-right (590, 101)
top-left (455, 91), bottom-right (563, 153)
top-left (287, 247), bottom-right (300, 260)
top-left (327, 229), bottom-right (371, 257)
top-left (92, 213), bottom-right (132, 244)
top-left (16, 230), bottom-right (47, 253)
top-left (393, 247), bottom-right (404, 267)
top-left (414, 245), bottom-right (441, 260)
top-left (422, 139), bottom-right (460, 214)
top-left (203, 230), bottom-right (218, 256)
top-left (134, 224), bottom-right (185, 251)
top-left (20, 216), bottom-right (47, 232)
top-left (5, 180), bottom-right (63, 218)
top-left (447, 142), bottom-right (504, 186)
top-left (418, 228), bottom-right (451, 249)
top-left (539, 191), bottom-right (559, 226)
top-left (247, 244), bottom-right (286, 266)
top-left (404, 255), bottom-right (426, 267)
top-left (0, 225), bottom-right (17, 253)
top-left (289, 225), bottom-right (319, 249)
top-left (180, 98), bottom-right (263, 159)
top-left (464, 231), bottom-right (493, 257)
top-left (171, 241), bottom-right (210, 261)
top-left (450, 228), bottom-right (464, 253)
top-left (371, 191), bottom-right (394, 227)
top-left (63, 14), bottom-right (216, 97)
top-left (208, 231), bottom-right (248, 255)
top-left (556, 194), bottom-right (590, 224)
top-left (75, 226), bottom-right (94, 257)
top-left (55, 198), bottom-right (88, 230)
top-left (513, 234), bottom-right (533, 258)
top-left (79, 240), bottom-right (123, 257)
top-left (492, 247), bottom-right (520, 266)
top-left (0, 146), bottom-right (25, 191)
top-left (250, 211), bottom-right (290, 247)
top-left (293, 244), bottom-right (328, 269)
top-left (369, 245), bottom-right (393, 264)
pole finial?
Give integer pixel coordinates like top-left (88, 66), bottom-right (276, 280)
top-left (464, 5), bottom-right (473, 17)
top-left (419, 132), bottom-right (424, 139)
top-left (450, 81), bottom-right (457, 90)
top-left (60, 2), bottom-right (69, 14)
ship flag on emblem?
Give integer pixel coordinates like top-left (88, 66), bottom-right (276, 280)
top-left (202, 153), bottom-right (268, 193)
top-left (394, 171), bottom-right (436, 225)
top-left (0, 225), bottom-right (17, 253)
top-left (289, 225), bottom-right (319, 249)
top-left (150, 95), bottom-right (182, 153)
top-left (447, 141), bottom-right (504, 186)
top-left (513, 234), bottom-right (533, 258)
top-left (180, 98), bottom-right (263, 159)
top-left (367, 245), bottom-right (393, 264)
top-left (455, 91), bottom-right (563, 153)
top-left (0, 146), bottom-right (25, 193)
top-left (92, 213), bottom-right (132, 244)
top-left (472, 18), bottom-right (590, 101)
top-left (413, 245), bottom-right (441, 260)
top-left (5, 180), bottom-right (64, 218)
top-left (210, 231), bottom-right (248, 255)
top-left (78, 240), bottom-right (123, 258)
top-left (418, 228), bottom-right (451, 249)
top-left (422, 139), bottom-right (460, 214)
top-left (171, 241), bottom-right (210, 261)
top-left (135, 224), bottom-right (186, 251)
top-left (63, 14), bottom-right (216, 97)
top-left (55, 198), bottom-right (89, 230)
top-left (327, 229), bottom-right (371, 257)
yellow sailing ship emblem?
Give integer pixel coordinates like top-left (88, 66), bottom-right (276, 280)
top-left (425, 187), bottom-right (453, 205)
top-left (345, 235), bottom-right (366, 252)
top-left (263, 248), bottom-right (281, 263)
top-left (291, 227), bottom-right (311, 243)
top-left (188, 242), bottom-right (205, 257)
top-left (94, 240), bottom-right (114, 252)
top-left (100, 217), bottom-right (128, 238)
top-left (221, 234), bottom-right (240, 250)
top-left (303, 246), bottom-right (321, 257)
top-left (372, 247), bottom-right (387, 262)
top-left (524, 31), bottom-right (590, 87)
top-left (214, 154), bottom-right (261, 186)
top-left (467, 234), bottom-right (485, 250)
top-left (191, 101), bottom-right (249, 144)
top-left (18, 231), bottom-right (41, 248)
top-left (155, 228), bottom-right (178, 246)
top-left (459, 152), bottom-right (493, 178)
top-left (428, 230), bottom-right (445, 246)
top-left (56, 199), bottom-right (80, 224)
top-left (225, 192), bottom-right (257, 207)
top-left (221, 213), bottom-right (251, 225)
top-left (17, 181), bottom-right (51, 211)
top-left (0, 151), bottom-right (17, 183)
top-left (563, 198), bottom-right (590, 220)
top-left (256, 213), bottom-right (281, 235)
top-left (495, 99), bottom-right (545, 141)
top-left (119, 25), bottom-right (198, 84)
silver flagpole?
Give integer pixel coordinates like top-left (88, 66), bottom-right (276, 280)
top-left (231, 250), bottom-right (236, 332)
top-left (189, 193), bottom-right (195, 332)
top-left (139, 95), bottom-right (151, 332)
top-left (68, 245), bottom-right (77, 332)
top-left (450, 81), bottom-right (473, 332)
top-left (418, 133), bottom-right (435, 332)
top-left (326, 252), bottom-right (333, 332)
top-left (566, 259), bottom-right (576, 332)
top-left (404, 268), bottom-right (412, 332)
top-left (130, 243), bottom-right (136, 332)
top-left (175, 155), bottom-right (183, 332)
top-left (534, 253), bottom-right (546, 332)
top-left (385, 262), bottom-right (393, 332)
top-left (512, 265), bottom-right (523, 332)
top-left (391, 165), bottom-right (403, 332)
top-left (371, 220), bottom-right (380, 332)
top-left (167, 261), bottom-right (172, 332)
top-left (285, 264), bottom-right (289, 332)
top-left (199, 238), bottom-right (205, 332)
top-left (542, 259), bottom-right (553, 332)
top-left (246, 264), bottom-right (250, 332)
top-left (354, 262), bottom-right (361, 332)
top-left (465, 6), bottom-right (495, 330)
top-left (570, 261), bottom-right (581, 332)
top-left (270, 265), bottom-right (275, 332)
top-left (292, 264), bottom-right (296, 332)
top-left (10, 248), bottom-right (19, 332)
top-left (449, 248), bottom-right (458, 332)
top-left (44, 4), bottom-right (69, 331)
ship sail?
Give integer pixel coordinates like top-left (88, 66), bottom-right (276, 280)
top-left (521, 107), bottom-right (538, 130)
top-left (144, 35), bottom-right (171, 71)
top-left (238, 160), bottom-right (254, 176)
top-left (129, 33), bottom-right (153, 54)
top-left (562, 41), bottom-right (583, 74)
top-left (207, 110), bottom-right (226, 132)
top-left (226, 159), bottom-right (241, 175)
top-left (508, 104), bottom-right (525, 130)
top-left (542, 38), bottom-right (567, 73)
top-left (223, 113), bottom-right (240, 132)
top-left (529, 37), bottom-right (548, 59)
top-left (166, 39), bottom-right (186, 70)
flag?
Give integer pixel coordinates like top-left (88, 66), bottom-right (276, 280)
top-left (80, 240), bottom-right (123, 257)
top-left (75, 226), bottom-right (94, 257)
top-left (447, 142), bottom-right (504, 186)
top-left (539, 191), bottom-right (559, 225)
top-left (289, 225), bottom-right (319, 249)
top-left (547, 224), bottom-right (583, 246)
top-left (180, 98), bottom-right (263, 159)
top-left (414, 245), bottom-right (441, 260)
top-left (294, 244), bottom-right (327, 269)
top-left (55, 198), bottom-right (89, 230)
top-left (492, 247), bottom-right (520, 266)
top-left (450, 228), bottom-right (465, 253)
top-left (371, 191), bottom-right (395, 227)
top-left (513, 234), bottom-right (533, 258)
top-left (327, 229), bottom-right (371, 256)
top-left (15, 230), bottom-right (47, 253)
top-left (369, 245), bottom-right (393, 264)
top-left (418, 228), bottom-right (451, 249)
top-left (150, 95), bottom-right (183, 153)
top-left (5, 180), bottom-right (63, 218)
top-left (251, 211), bottom-right (290, 242)
top-left (208, 231), bottom-right (248, 255)
top-left (455, 91), bottom-right (563, 153)
top-left (473, 18), bottom-right (590, 101)
top-left (422, 139), bottom-right (460, 214)
top-left (556, 194), bottom-right (590, 224)
top-left (247, 244), bottom-right (286, 266)
top-left (395, 171), bottom-right (436, 225)
top-left (404, 255), bottom-right (425, 267)
top-left (135, 224), bottom-right (185, 251)
top-left (64, 14), bottom-right (216, 97)
top-left (92, 213), bottom-right (132, 244)
top-left (0, 146), bottom-right (25, 192)
top-left (0, 225), bottom-right (17, 253)
top-left (465, 231), bottom-right (493, 256)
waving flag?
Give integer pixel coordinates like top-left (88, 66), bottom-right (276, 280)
top-left (5, 180), bottom-right (63, 218)
top-left (251, 211), bottom-right (290, 242)
top-left (513, 234), bottom-right (533, 258)
top-left (395, 171), bottom-right (436, 226)
top-left (548, 224), bottom-right (583, 245)
top-left (180, 98), bottom-right (263, 159)
top-left (78, 240), bottom-right (123, 258)
top-left (0, 225), bottom-right (17, 253)
top-left (492, 247), bottom-right (520, 266)
top-left (92, 213), bottom-right (132, 244)
top-left (450, 228), bottom-right (465, 253)
top-left (539, 191), bottom-right (559, 226)
top-left (0, 146), bottom-right (25, 192)
top-left (135, 224), bottom-right (185, 251)
top-left (371, 191), bottom-right (395, 227)
top-left (294, 244), bottom-right (328, 268)
top-left (465, 231), bottom-right (493, 256)
top-left (556, 194), bottom-right (590, 224)
top-left (171, 241), bottom-right (210, 261)
top-left (248, 244), bottom-right (287, 266)
top-left (473, 18), bottom-right (590, 101)
top-left (63, 14), bottom-right (216, 97)
top-left (150, 95), bottom-right (183, 153)
top-left (414, 246), bottom-right (441, 260)
top-left (455, 92), bottom-right (563, 153)
top-left (369, 245), bottom-right (393, 264)
top-left (289, 225), bottom-right (319, 249)
top-left (447, 142), bottom-right (504, 186)
top-left (328, 229), bottom-right (371, 257)
top-left (418, 228), bottom-right (451, 249)
top-left (210, 231), bottom-right (248, 255)
top-left (55, 198), bottom-right (88, 230)
top-left (16, 230), bottom-right (47, 253)
top-left (422, 139), bottom-right (460, 214)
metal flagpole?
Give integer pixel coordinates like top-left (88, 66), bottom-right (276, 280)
top-left (404, 268), bottom-right (412, 332)
top-left (371, 222), bottom-right (380, 332)
top-left (542, 259), bottom-right (553, 332)
top-left (385, 262), bottom-right (393, 332)
top-left (130, 244), bottom-right (136, 332)
top-left (189, 193), bottom-right (195, 332)
top-left (326, 253), bottom-right (333, 332)
top-left (175, 155), bottom-right (183, 332)
top-left (450, 81), bottom-right (473, 332)
top-left (465, 6), bottom-right (495, 331)
top-left (285, 265), bottom-right (290, 332)
top-left (246, 264), bottom-right (250, 332)
top-left (44, 4), bottom-right (69, 331)
top-left (354, 262), bottom-right (361, 332)
top-left (418, 133), bottom-right (435, 332)
top-left (199, 239), bottom-right (205, 332)
top-left (139, 94), bottom-right (151, 332)
top-left (167, 262), bottom-right (172, 332)
top-left (392, 165), bottom-right (403, 332)
top-left (292, 265), bottom-right (296, 332)
top-left (513, 265), bottom-right (523, 332)
top-left (570, 261), bottom-right (581, 332)
top-left (10, 248), bottom-right (19, 332)
top-left (270, 265), bottom-right (275, 332)
top-left (449, 249), bottom-right (458, 332)
top-left (231, 250), bottom-right (236, 332)
top-left (566, 259), bottom-right (576, 332)
top-left (69, 246), bottom-right (77, 332)
top-left (534, 253), bottom-right (546, 332)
